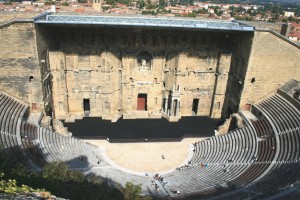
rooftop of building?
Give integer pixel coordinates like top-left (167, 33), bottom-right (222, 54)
top-left (33, 12), bottom-right (254, 31)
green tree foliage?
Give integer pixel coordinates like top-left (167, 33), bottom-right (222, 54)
top-left (194, 8), bottom-right (207, 14)
top-left (169, 0), bottom-right (176, 6)
top-left (61, 2), bottom-right (69, 6)
top-left (122, 182), bottom-right (152, 200)
top-left (122, 182), bottom-right (142, 200)
top-left (157, 8), bottom-right (171, 14)
top-left (3, 1), bottom-right (12, 5)
top-left (42, 162), bottom-right (69, 181)
top-left (158, 0), bottom-right (166, 9)
top-left (77, 0), bottom-right (87, 3)
top-left (137, 0), bottom-right (145, 9)
top-left (102, 6), bottom-right (110, 11)
top-left (141, 10), bottom-right (157, 15)
top-left (166, 0), bottom-right (193, 6)
top-left (106, 0), bottom-right (131, 6)
top-left (178, 0), bottom-right (193, 6)
top-left (183, 12), bottom-right (196, 17)
top-left (44, 1), bottom-right (56, 5)
top-left (0, 149), bottom-right (150, 200)
top-left (146, 4), bottom-right (156, 10)
top-left (106, 0), bottom-right (116, 5)
top-left (234, 16), bottom-right (253, 21)
top-left (0, 172), bottom-right (45, 195)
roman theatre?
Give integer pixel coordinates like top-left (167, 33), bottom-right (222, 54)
top-left (0, 12), bottom-right (300, 199)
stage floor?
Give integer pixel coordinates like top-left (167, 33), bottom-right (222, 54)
top-left (63, 116), bottom-right (222, 141)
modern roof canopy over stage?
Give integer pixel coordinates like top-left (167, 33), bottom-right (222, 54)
top-left (34, 12), bottom-right (254, 31)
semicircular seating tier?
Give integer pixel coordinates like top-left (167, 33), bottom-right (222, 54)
top-left (0, 91), bottom-right (101, 170)
top-left (0, 89), bottom-right (299, 199)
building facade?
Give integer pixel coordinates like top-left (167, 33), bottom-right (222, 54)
top-left (0, 14), bottom-right (299, 122)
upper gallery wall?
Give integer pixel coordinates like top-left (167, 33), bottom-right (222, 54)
top-left (239, 30), bottom-right (300, 111)
top-left (0, 21), bottom-right (44, 112)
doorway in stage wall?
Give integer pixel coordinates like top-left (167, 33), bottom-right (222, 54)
top-left (83, 99), bottom-right (90, 116)
top-left (137, 94), bottom-right (147, 111)
top-left (192, 98), bottom-right (199, 115)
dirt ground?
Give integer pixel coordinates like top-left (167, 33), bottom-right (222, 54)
top-left (84, 137), bottom-right (207, 173)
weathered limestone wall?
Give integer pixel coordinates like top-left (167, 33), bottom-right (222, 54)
top-left (35, 25), bottom-right (52, 115)
top-left (0, 12), bottom-right (40, 22)
top-left (0, 22), bottom-right (43, 111)
top-left (222, 32), bottom-right (253, 117)
top-left (41, 26), bottom-right (239, 120)
top-left (211, 53), bottom-right (232, 118)
top-left (239, 31), bottom-right (300, 110)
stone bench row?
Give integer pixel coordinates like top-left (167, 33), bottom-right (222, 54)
top-left (215, 93), bottom-right (300, 199)
top-left (228, 137), bottom-right (276, 188)
top-left (174, 93), bottom-right (300, 197)
top-left (163, 125), bottom-right (258, 196)
top-left (255, 94), bottom-right (300, 134)
top-left (252, 118), bottom-right (274, 138)
top-left (0, 92), bottom-right (28, 136)
top-left (193, 126), bottom-right (257, 165)
top-left (20, 121), bottom-right (99, 169)
top-left (0, 131), bottom-right (38, 169)
top-left (0, 92), bottom-right (34, 168)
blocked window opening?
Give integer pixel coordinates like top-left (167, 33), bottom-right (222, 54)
top-left (83, 99), bottom-right (90, 112)
top-left (162, 98), bottom-right (166, 112)
top-left (192, 99), bottom-right (199, 115)
top-left (216, 102), bottom-right (221, 110)
top-left (251, 77), bottom-right (256, 84)
top-left (137, 94), bottom-right (147, 111)
top-left (29, 76), bottom-right (33, 82)
top-left (59, 102), bottom-right (63, 111)
top-left (173, 99), bottom-right (178, 116)
top-left (105, 102), bottom-right (109, 110)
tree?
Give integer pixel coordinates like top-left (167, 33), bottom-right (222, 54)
top-left (61, 2), bottom-right (69, 6)
top-left (42, 161), bottom-right (69, 181)
top-left (44, 1), bottom-right (55, 5)
top-left (106, 0), bottom-right (116, 5)
top-left (158, 0), bottom-right (166, 9)
top-left (121, 182), bottom-right (151, 200)
top-left (146, 4), bottom-right (156, 10)
top-left (237, 6), bottom-right (243, 13)
top-left (169, 0), bottom-right (176, 7)
top-left (0, 172), bottom-right (45, 196)
top-left (137, 0), bottom-right (145, 9)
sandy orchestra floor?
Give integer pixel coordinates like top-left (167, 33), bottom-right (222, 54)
top-left (85, 138), bottom-right (207, 173)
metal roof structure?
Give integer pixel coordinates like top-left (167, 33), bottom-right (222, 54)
top-left (34, 12), bottom-right (254, 31)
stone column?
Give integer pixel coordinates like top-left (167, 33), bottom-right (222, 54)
top-left (164, 97), bottom-right (168, 112)
top-left (175, 99), bottom-right (180, 116)
top-left (170, 99), bottom-right (174, 116)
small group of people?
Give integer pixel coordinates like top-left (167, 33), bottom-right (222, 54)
top-left (200, 163), bottom-right (209, 168)
top-left (170, 189), bottom-right (180, 194)
top-left (176, 164), bottom-right (190, 170)
top-left (152, 173), bottom-right (169, 190)
top-left (154, 173), bottom-right (164, 182)
top-left (151, 180), bottom-right (161, 191)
